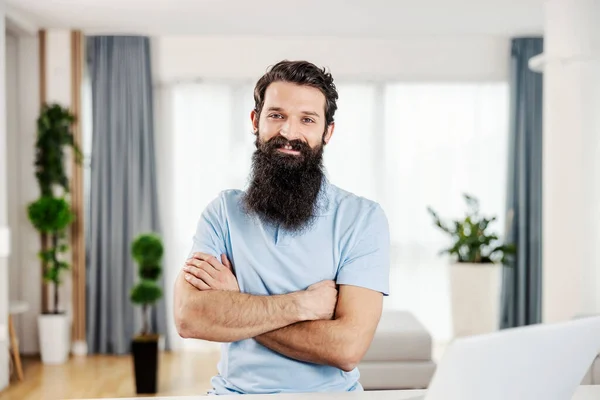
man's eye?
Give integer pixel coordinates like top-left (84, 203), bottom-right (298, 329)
top-left (269, 113), bottom-right (283, 119)
top-left (303, 118), bottom-right (315, 123)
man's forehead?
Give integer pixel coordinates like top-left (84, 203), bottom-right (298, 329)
top-left (264, 82), bottom-right (326, 109)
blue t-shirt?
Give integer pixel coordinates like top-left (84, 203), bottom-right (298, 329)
top-left (188, 179), bottom-right (390, 395)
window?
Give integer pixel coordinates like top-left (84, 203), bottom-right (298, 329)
top-left (324, 84), bottom-right (380, 201)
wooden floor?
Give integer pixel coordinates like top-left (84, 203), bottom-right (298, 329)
top-left (0, 351), bottom-right (221, 400)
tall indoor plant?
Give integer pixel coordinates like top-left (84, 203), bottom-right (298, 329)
top-left (130, 233), bottom-right (164, 394)
top-left (427, 194), bottom-right (515, 337)
top-left (27, 103), bottom-right (81, 364)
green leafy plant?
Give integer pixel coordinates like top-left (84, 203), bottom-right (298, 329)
top-left (130, 233), bottom-right (164, 337)
top-left (34, 103), bottom-right (82, 196)
top-left (27, 196), bottom-right (74, 314)
top-left (427, 194), bottom-right (515, 264)
top-left (27, 103), bottom-right (82, 314)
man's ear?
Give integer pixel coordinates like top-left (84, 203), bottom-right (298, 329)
top-left (250, 110), bottom-right (259, 134)
top-left (323, 122), bottom-right (335, 145)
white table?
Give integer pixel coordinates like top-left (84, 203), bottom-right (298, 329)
top-left (72, 386), bottom-right (600, 400)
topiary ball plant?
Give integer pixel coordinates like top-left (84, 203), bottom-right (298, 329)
top-left (27, 196), bottom-right (74, 314)
top-left (130, 233), bottom-right (164, 337)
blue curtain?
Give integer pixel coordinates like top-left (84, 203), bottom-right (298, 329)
top-left (86, 36), bottom-right (169, 354)
top-left (500, 37), bottom-right (544, 329)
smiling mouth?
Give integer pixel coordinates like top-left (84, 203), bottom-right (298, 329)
top-left (277, 145), bottom-right (301, 155)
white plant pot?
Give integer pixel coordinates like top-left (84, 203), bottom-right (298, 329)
top-left (450, 262), bottom-right (502, 338)
top-left (38, 314), bottom-right (71, 364)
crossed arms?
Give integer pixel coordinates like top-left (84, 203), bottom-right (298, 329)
top-left (173, 253), bottom-right (383, 372)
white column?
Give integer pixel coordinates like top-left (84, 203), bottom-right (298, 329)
top-left (542, 0), bottom-right (600, 322)
top-left (0, 0), bottom-right (11, 391)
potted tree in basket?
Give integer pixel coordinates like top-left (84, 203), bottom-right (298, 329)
top-left (130, 233), bottom-right (164, 394)
top-left (27, 103), bottom-right (81, 364)
top-left (427, 194), bottom-right (515, 338)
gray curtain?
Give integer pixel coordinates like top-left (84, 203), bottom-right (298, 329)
top-left (500, 37), bottom-right (544, 329)
top-left (86, 36), bottom-right (169, 354)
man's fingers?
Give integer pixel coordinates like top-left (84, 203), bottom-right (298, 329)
top-left (221, 254), bottom-right (233, 271)
top-left (184, 264), bottom-right (216, 284)
top-left (184, 272), bottom-right (211, 290)
top-left (186, 258), bottom-right (219, 278)
top-left (191, 252), bottom-right (223, 271)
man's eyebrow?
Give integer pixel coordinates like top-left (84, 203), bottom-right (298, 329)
top-left (265, 107), bottom-right (321, 118)
top-left (302, 111), bottom-right (321, 118)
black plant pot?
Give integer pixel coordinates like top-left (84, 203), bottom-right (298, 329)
top-left (131, 335), bottom-right (159, 394)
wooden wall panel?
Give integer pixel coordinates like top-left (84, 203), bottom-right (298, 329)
top-left (70, 30), bottom-right (86, 349)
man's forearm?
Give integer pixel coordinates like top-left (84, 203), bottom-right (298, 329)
top-left (254, 286), bottom-right (383, 372)
top-left (254, 320), bottom-right (361, 372)
top-left (174, 272), bottom-right (306, 342)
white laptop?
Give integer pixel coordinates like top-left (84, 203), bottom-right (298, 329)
top-left (406, 316), bottom-right (600, 400)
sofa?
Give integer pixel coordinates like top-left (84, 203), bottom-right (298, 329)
top-left (358, 310), bottom-right (437, 390)
top-left (582, 353), bottom-right (600, 384)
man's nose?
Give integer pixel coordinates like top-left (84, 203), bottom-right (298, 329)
top-left (280, 119), bottom-right (302, 140)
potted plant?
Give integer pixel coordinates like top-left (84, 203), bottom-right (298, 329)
top-left (130, 233), bottom-right (164, 394)
top-left (27, 103), bottom-right (81, 364)
top-left (427, 194), bottom-right (515, 338)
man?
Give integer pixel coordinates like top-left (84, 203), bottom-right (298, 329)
top-left (173, 60), bottom-right (390, 395)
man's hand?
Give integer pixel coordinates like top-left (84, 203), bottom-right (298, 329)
top-left (300, 280), bottom-right (338, 320)
top-left (183, 253), bottom-right (337, 321)
top-left (183, 252), bottom-right (240, 292)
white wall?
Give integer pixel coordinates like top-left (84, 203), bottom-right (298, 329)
top-left (152, 35), bottom-right (510, 84)
top-left (6, 32), bottom-right (40, 355)
top-left (3, 5), bottom-right (42, 358)
top-left (541, 0), bottom-right (600, 323)
top-left (46, 30), bottom-right (71, 105)
top-left (1, 0), bottom-right (10, 390)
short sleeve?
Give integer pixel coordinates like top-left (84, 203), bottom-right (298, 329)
top-left (336, 204), bottom-right (390, 296)
top-left (187, 193), bottom-right (228, 259)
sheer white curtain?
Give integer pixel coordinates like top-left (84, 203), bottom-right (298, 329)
top-left (379, 83), bottom-right (509, 341)
top-left (158, 82), bottom-right (256, 351)
top-left (324, 84), bottom-right (380, 202)
top-left (159, 80), bottom-right (508, 349)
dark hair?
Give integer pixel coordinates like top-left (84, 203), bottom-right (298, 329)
top-left (253, 60), bottom-right (339, 127)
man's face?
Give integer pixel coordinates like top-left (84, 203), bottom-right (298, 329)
top-left (243, 81), bottom-right (335, 231)
top-left (251, 81), bottom-right (335, 152)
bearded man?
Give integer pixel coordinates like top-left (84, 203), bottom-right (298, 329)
top-left (174, 60), bottom-right (390, 395)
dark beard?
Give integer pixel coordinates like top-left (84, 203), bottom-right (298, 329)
top-left (242, 134), bottom-right (326, 233)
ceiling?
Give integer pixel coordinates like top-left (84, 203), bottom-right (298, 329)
top-left (6, 0), bottom-right (545, 37)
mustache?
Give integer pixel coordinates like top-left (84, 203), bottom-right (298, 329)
top-left (261, 136), bottom-right (312, 153)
